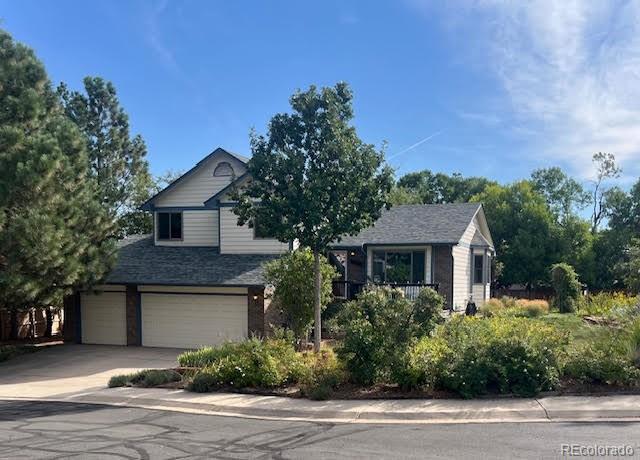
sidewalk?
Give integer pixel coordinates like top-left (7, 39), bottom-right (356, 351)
top-left (4, 386), bottom-right (640, 424)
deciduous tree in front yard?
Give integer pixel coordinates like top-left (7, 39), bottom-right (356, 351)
top-left (234, 82), bottom-right (394, 351)
top-left (0, 29), bottom-right (115, 328)
top-left (264, 249), bottom-right (337, 345)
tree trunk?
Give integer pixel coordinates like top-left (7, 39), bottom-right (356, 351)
top-left (10, 309), bottom-right (18, 340)
top-left (313, 250), bottom-right (322, 353)
top-left (45, 307), bottom-right (53, 338)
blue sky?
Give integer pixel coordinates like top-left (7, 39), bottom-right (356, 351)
top-left (2, 0), bottom-right (639, 184)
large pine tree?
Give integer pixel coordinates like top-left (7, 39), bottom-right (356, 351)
top-left (58, 77), bottom-right (152, 237)
top-left (0, 29), bottom-right (116, 316)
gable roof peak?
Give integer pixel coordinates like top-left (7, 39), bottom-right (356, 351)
top-left (140, 146), bottom-right (249, 210)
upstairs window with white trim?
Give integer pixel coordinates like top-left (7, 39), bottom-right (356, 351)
top-left (213, 162), bottom-right (234, 177)
top-left (157, 212), bottom-right (182, 240)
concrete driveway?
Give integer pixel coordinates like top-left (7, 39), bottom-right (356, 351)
top-left (0, 344), bottom-right (180, 399)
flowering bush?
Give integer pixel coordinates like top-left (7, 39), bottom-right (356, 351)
top-left (577, 292), bottom-right (639, 319)
top-left (298, 348), bottom-right (347, 400)
top-left (405, 316), bottom-right (567, 397)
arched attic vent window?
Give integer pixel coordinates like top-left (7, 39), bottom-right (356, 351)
top-left (213, 161), bottom-right (234, 177)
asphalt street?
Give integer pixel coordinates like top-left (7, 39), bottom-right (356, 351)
top-left (1, 400), bottom-right (639, 459)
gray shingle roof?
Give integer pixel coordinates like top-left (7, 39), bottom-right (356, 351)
top-left (331, 203), bottom-right (482, 247)
top-left (106, 235), bottom-right (277, 287)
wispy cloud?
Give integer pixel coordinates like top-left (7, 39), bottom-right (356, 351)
top-left (411, 0), bottom-right (640, 179)
top-left (457, 111), bottom-right (502, 127)
top-left (144, 0), bottom-right (175, 69)
top-left (388, 131), bottom-right (441, 161)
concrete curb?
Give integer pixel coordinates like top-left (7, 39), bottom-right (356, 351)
top-left (4, 390), bottom-right (640, 425)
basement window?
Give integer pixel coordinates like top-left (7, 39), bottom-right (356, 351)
top-left (157, 212), bottom-right (182, 240)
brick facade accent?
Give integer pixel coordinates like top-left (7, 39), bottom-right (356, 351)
top-left (125, 285), bottom-right (140, 346)
top-left (247, 286), bottom-right (265, 337)
top-left (433, 246), bottom-right (454, 309)
top-left (62, 292), bottom-right (81, 343)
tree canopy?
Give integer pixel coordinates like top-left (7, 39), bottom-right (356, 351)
top-left (59, 77), bottom-right (152, 237)
top-left (0, 29), bottom-right (115, 310)
top-left (471, 181), bottom-right (557, 288)
top-left (392, 170), bottom-right (495, 205)
top-left (531, 167), bottom-right (589, 220)
top-left (234, 82), bottom-right (394, 350)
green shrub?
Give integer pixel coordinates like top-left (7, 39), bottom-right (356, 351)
top-left (578, 292), bottom-right (639, 319)
top-left (335, 286), bottom-right (445, 385)
top-left (107, 369), bottom-right (182, 388)
top-left (186, 336), bottom-right (305, 392)
top-left (298, 348), bottom-right (346, 400)
top-left (403, 336), bottom-right (452, 389)
top-left (480, 298), bottom-right (549, 318)
top-left (479, 298), bottom-right (504, 317)
top-left (178, 345), bottom-right (230, 368)
top-left (628, 319), bottom-right (640, 367)
top-left (108, 374), bottom-right (130, 388)
top-left (0, 345), bottom-right (37, 363)
top-left (263, 248), bottom-right (337, 342)
top-left (406, 316), bottom-right (567, 397)
top-left (551, 263), bottom-right (581, 313)
top-left (562, 331), bottom-right (640, 386)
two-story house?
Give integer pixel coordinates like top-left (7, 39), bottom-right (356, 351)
top-left (63, 147), bottom-right (494, 349)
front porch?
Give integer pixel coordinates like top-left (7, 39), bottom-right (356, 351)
top-left (331, 280), bottom-right (441, 301)
top-left (328, 245), bottom-right (452, 306)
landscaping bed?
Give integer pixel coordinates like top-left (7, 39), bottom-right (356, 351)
top-left (108, 288), bottom-right (640, 400)
top-left (0, 344), bottom-right (41, 363)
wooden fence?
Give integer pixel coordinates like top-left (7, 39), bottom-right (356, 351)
top-left (0, 307), bottom-right (63, 342)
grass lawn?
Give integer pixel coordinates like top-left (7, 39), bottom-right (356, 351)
top-left (537, 313), bottom-right (611, 345)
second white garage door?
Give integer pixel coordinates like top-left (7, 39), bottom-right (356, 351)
top-left (141, 293), bottom-right (248, 348)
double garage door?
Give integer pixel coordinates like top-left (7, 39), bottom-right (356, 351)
top-left (81, 289), bottom-right (248, 348)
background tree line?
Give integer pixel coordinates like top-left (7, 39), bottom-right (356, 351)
top-left (390, 155), bottom-right (640, 292)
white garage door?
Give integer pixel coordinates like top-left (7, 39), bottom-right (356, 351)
top-left (141, 293), bottom-right (248, 348)
top-left (81, 291), bottom-right (127, 345)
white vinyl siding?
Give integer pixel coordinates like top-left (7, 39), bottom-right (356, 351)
top-left (141, 293), bottom-right (248, 348)
top-left (452, 218), bottom-right (477, 310)
top-left (154, 156), bottom-right (246, 207)
top-left (219, 207), bottom-right (288, 254)
top-left (452, 216), bottom-right (492, 309)
top-left (472, 284), bottom-right (486, 307)
top-left (154, 211), bottom-right (218, 247)
top-left (80, 291), bottom-right (127, 345)
top-left (472, 248), bottom-right (489, 306)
